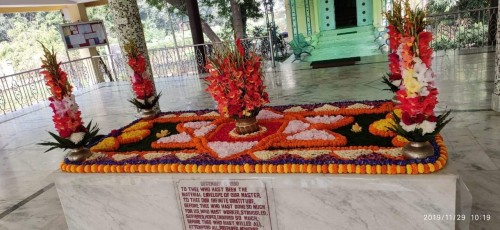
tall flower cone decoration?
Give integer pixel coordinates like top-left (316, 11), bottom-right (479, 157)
top-left (37, 44), bottom-right (99, 162)
top-left (205, 39), bottom-right (270, 134)
top-left (386, 0), bottom-right (452, 159)
top-left (124, 40), bottom-right (161, 119)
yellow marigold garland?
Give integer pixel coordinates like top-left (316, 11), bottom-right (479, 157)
top-left (123, 121), bottom-right (153, 132)
top-left (392, 135), bottom-right (409, 147)
top-left (117, 129), bottom-right (151, 144)
top-left (90, 137), bottom-right (120, 152)
top-left (368, 119), bottom-right (396, 137)
top-left (61, 135), bottom-right (447, 174)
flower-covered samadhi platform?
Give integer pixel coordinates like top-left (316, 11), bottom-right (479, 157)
top-left (60, 100), bottom-right (448, 174)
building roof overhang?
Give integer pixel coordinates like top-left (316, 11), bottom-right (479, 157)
top-left (0, 0), bottom-right (107, 13)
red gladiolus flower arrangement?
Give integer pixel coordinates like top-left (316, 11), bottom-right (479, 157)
top-left (38, 44), bottom-right (99, 153)
top-left (124, 40), bottom-right (160, 110)
top-left (384, 0), bottom-right (451, 142)
top-left (39, 45), bottom-right (84, 138)
top-left (205, 39), bottom-right (269, 118)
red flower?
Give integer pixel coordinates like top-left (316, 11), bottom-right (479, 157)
top-left (397, 89), bottom-right (438, 125)
top-left (387, 25), bottom-right (402, 51)
top-left (427, 115), bottom-right (437, 122)
top-left (388, 53), bottom-right (401, 75)
top-left (128, 55), bottom-right (147, 73)
top-left (400, 36), bottom-right (415, 69)
top-left (41, 51), bottom-right (84, 138)
top-left (389, 73), bottom-right (402, 81)
top-left (132, 79), bottom-right (154, 99)
top-left (418, 32), bottom-right (433, 68)
top-left (205, 40), bottom-right (269, 117)
top-left (236, 38), bottom-right (245, 56)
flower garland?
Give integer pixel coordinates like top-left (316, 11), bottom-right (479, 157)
top-left (118, 130), bottom-right (151, 144)
top-left (90, 137), bottom-right (120, 152)
top-left (123, 121), bottom-right (154, 132)
top-left (369, 119), bottom-right (396, 137)
top-left (205, 39), bottom-right (269, 118)
top-left (60, 135), bottom-right (447, 174)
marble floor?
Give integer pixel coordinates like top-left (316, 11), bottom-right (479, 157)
top-left (0, 51), bottom-right (499, 229)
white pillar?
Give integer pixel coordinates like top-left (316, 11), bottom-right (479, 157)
top-left (108, 0), bottom-right (159, 109)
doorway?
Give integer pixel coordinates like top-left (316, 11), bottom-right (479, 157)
top-left (334, 0), bottom-right (357, 28)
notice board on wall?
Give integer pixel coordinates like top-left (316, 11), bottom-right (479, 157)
top-left (59, 20), bottom-right (108, 51)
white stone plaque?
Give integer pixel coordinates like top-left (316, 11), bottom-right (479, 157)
top-left (177, 179), bottom-right (272, 230)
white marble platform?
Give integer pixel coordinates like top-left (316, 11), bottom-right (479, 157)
top-left (54, 172), bottom-right (470, 230)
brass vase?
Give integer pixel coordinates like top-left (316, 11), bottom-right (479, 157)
top-left (234, 116), bottom-right (259, 135)
top-left (138, 108), bottom-right (157, 120)
top-left (402, 141), bottom-right (434, 159)
top-left (66, 147), bottom-right (92, 162)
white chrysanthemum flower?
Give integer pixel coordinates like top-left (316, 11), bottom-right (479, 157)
top-left (400, 122), bottom-right (417, 132)
top-left (420, 87), bottom-right (430, 97)
top-left (69, 132), bottom-right (86, 144)
top-left (420, 120), bottom-right (437, 135)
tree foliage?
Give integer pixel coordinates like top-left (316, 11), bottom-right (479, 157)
top-left (0, 12), bottom-right (65, 72)
top-left (0, 0), bottom-right (265, 73)
top-left (0, 0), bottom-right (187, 73)
top-left (145, 0), bottom-right (263, 39)
top-left (426, 0), bottom-right (490, 14)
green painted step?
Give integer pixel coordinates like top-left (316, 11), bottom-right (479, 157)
top-left (305, 26), bottom-right (381, 63)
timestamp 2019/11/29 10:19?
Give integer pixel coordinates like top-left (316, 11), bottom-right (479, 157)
top-left (424, 214), bottom-right (491, 221)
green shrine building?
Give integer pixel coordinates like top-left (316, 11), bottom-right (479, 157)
top-left (285, 0), bottom-right (389, 35)
top-left (284, 0), bottom-right (397, 62)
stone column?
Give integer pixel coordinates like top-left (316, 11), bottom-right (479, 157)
top-left (108, 0), bottom-right (157, 95)
top-left (61, 4), bottom-right (105, 83)
top-left (494, 0), bottom-right (500, 112)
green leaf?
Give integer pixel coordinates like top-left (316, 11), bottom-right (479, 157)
top-left (38, 121), bottom-right (101, 152)
top-left (381, 74), bottom-right (400, 93)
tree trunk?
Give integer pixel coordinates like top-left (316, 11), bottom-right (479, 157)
top-left (201, 20), bottom-right (221, 42)
top-left (165, 0), bottom-right (221, 43)
top-left (230, 0), bottom-right (245, 39)
top-left (241, 2), bottom-right (248, 38)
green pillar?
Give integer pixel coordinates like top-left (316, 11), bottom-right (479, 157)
top-left (304, 0), bottom-right (312, 36)
top-left (289, 0), bottom-right (299, 39)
